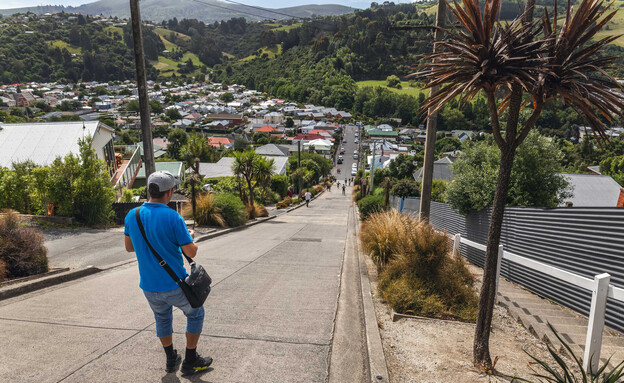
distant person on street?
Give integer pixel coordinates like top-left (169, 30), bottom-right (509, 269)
top-left (342, 184), bottom-right (346, 195)
top-left (337, 181), bottom-right (340, 189)
top-left (305, 189), bottom-right (312, 207)
top-left (287, 187), bottom-right (293, 198)
top-left (124, 171), bottom-right (212, 376)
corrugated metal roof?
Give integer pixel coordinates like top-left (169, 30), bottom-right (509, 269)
top-left (560, 173), bottom-right (621, 207)
top-left (136, 162), bottom-right (184, 179)
top-left (0, 121), bottom-right (112, 168)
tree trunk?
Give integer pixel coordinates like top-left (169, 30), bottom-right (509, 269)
top-left (473, 147), bottom-right (515, 367)
top-left (248, 180), bottom-right (254, 206)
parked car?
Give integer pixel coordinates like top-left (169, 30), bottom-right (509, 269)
top-left (353, 153), bottom-right (358, 159)
top-left (337, 157), bottom-right (343, 164)
top-left (351, 168), bottom-right (357, 176)
top-left (340, 148), bottom-right (345, 154)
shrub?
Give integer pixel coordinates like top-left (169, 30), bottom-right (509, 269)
top-left (372, 215), bottom-right (478, 322)
top-left (270, 175), bottom-right (289, 199)
top-left (255, 204), bottom-right (269, 217)
top-left (358, 195), bottom-right (387, 221)
top-left (283, 196), bottom-right (292, 205)
top-left (513, 323), bottom-right (624, 383)
top-left (353, 191), bottom-right (363, 202)
top-left (391, 179), bottom-right (421, 198)
top-left (276, 202), bottom-right (288, 209)
top-left (0, 210), bottom-right (48, 281)
top-left (360, 210), bottom-right (411, 270)
top-left (182, 193), bottom-right (226, 227)
top-left (292, 198), bottom-right (302, 204)
top-left (313, 184), bottom-right (324, 193)
top-left (212, 193), bottom-right (247, 227)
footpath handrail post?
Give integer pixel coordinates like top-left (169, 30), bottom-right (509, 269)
top-left (494, 245), bottom-right (503, 299)
top-left (452, 233), bottom-right (461, 259)
top-left (399, 197), bottom-right (405, 213)
top-left (583, 273), bottom-right (611, 373)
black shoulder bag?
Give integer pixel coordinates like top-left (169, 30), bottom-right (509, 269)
top-left (135, 207), bottom-right (211, 308)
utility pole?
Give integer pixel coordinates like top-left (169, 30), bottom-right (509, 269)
top-left (419, 0), bottom-right (446, 222)
top-left (298, 140), bottom-right (302, 194)
top-left (370, 140), bottom-right (377, 192)
top-left (130, 0), bottom-right (155, 182)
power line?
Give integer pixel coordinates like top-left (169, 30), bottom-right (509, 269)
top-left (189, 0), bottom-right (339, 28)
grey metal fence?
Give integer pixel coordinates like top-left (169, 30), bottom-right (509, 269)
top-left (392, 196), bottom-right (624, 334)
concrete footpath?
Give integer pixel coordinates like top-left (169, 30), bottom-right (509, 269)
top-left (0, 187), bottom-right (384, 382)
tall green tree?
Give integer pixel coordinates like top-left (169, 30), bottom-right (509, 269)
top-left (419, 0), bottom-right (624, 368)
top-left (166, 128), bottom-right (188, 159)
top-left (446, 134), bottom-right (572, 214)
top-left (232, 150), bottom-right (274, 207)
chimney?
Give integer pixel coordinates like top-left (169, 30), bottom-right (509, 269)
top-left (618, 188), bottom-right (624, 207)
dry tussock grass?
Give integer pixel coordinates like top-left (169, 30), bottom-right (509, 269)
top-left (182, 194), bottom-right (226, 227)
top-left (360, 210), bottom-right (478, 322)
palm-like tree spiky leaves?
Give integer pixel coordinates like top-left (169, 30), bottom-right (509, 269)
top-left (537, 0), bottom-right (624, 141)
top-left (417, 0), bottom-right (546, 116)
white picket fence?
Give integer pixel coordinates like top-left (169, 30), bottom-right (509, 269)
top-left (451, 233), bottom-right (624, 372)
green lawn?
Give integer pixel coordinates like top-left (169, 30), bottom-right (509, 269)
top-left (49, 40), bottom-right (81, 55)
top-left (240, 44), bottom-right (283, 61)
top-left (356, 80), bottom-right (426, 97)
top-left (154, 28), bottom-right (191, 42)
top-left (104, 26), bottom-right (123, 38)
top-left (265, 22), bottom-right (302, 32)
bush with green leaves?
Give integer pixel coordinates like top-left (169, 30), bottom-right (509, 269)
top-left (212, 193), bottom-right (247, 227)
top-left (358, 194), bottom-right (387, 221)
top-left (0, 137), bottom-right (115, 225)
top-left (391, 179), bottom-right (421, 198)
top-left (270, 175), bottom-right (289, 199)
top-left (446, 133), bottom-right (572, 215)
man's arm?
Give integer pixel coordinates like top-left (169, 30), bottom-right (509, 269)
top-left (181, 242), bottom-right (198, 258)
top-left (124, 235), bottom-right (134, 252)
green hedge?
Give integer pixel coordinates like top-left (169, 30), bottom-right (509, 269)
top-left (212, 193), bottom-right (247, 227)
top-left (358, 195), bottom-right (388, 221)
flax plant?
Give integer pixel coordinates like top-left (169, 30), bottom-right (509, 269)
top-left (417, 0), bottom-right (624, 369)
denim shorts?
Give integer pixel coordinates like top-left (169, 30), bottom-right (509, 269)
top-left (143, 288), bottom-right (204, 337)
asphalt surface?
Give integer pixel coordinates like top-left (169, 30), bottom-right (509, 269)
top-left (0, 188), bottom-right (364, 382)
top-left (335, 124), bottom-right (361, 183)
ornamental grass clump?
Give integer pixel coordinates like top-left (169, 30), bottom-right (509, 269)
top-left (362, 211), bottom-right (477, 322)
top-left (0, 209), bottom-right (48, 281)
top-left (360, 210), bottom-right (411, 270)
top-left (182, 193), bottom-right (226, 227)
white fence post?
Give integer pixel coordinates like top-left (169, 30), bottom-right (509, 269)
top-left (494, 245), bottom-right (504, 299)
top-left (583, 273), bottom-right (611, 373)
top-left (453, 234), bottom-right (461, 258)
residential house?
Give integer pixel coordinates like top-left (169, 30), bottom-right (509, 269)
top-left (558, 174), bottom-right (622, 207)
top-left (134, 162), bottom-right (185, 188)
top-left (368, 129), bottom-right (399, 142)
top-left (0, 121), bottom-right (116, 177)
top-left (206, 136), bottom-right (234, 148)
top-left (413, 157), bottom-right (455, 182)
top-left (255, 144), bottom-right (289, 157)
top-left (263, 112), bottom-right (284, 125)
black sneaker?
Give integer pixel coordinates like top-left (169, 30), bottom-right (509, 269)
top-left (165, 350), bottom-right (182, 373)
top-left (181, 352), bottom-right (213, 375)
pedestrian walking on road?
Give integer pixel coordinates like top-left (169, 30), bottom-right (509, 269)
top-left (342, 184), bottom-right (346, 195)
top-left (305, 189), bottom-right (312, 207)
top-left (124, 171), bottom-right (212, 376)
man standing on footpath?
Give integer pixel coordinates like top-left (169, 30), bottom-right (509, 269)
top-left (124, 171), bottom-right (212, 375)
top-left (305, 189), bottom-right (312, 207)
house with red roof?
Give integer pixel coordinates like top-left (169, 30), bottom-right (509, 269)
top-left (256, 126), bottom-right (279, 134)
top-left (206, 136), bottom-right (234, 148)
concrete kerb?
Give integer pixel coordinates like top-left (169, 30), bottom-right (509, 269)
top-left (353, 202), bottom-right (390, 383)
top-left (0, 265), bottom-right (101, 301)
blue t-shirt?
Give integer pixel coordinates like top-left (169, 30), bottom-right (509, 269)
top-left (124, 202), bottom-right (194, 292)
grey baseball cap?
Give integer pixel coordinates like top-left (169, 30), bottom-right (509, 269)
top-left (147, 171), bottom-right (181, 192)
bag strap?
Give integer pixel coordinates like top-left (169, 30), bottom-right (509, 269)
top-left (135, 207), bottom-right (193, 285)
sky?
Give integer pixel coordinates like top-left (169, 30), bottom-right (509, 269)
top-left (0, 0), bottom-right (406, 10)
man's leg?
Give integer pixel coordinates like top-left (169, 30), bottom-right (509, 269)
top-left (171, 290), bottom-right (212, 375)
top-left (144, 290), bottom-right (181, 372)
